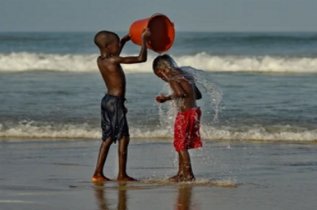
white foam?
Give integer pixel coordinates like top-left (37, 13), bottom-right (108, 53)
top-left (200, 125), bottom-right (317, 142)
top-left (0, 121), bottom-right (100, 139)
top-left (1, 122), bottom-right (316, 143)
top-left (0, 52), bottom-right (97, 72)
top-left (140, 178), bottom-right (238, 187)
top-left (0, 200), bottom-right (34, 204)
top-left (177, 52), bottom-right (317, 73)
top-left (1, 52), bottom-right (317, 73)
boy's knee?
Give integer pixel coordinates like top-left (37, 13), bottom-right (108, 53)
top-left (120, 136), bottom-right (130, 145)
top-left (102, 139), bottom-right (113, 147)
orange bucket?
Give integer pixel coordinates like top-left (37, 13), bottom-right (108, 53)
top-left (129, 13), bottom-right (175, 53)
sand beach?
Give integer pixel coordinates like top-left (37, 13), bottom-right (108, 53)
top-left (1, 139), bottom-right (316, 210)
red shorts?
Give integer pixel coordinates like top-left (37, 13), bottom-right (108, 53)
top-left (174, 107), bottom-right (202, 152)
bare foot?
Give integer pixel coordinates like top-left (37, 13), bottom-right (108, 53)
top-left (92, 175), bottom-right (111, 184)
top-left (168, 174), bottom-right (181, 182)
top-left (180, 174), bottom-right (195, 182)
top-left (117, 175), bottom-right (137, 182)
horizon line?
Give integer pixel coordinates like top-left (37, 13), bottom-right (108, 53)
top-left (1, 30), bottom-right (317, 33)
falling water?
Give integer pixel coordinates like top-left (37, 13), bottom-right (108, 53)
top-left (156, 66), bottom-right (223, 134)
top-left (180, 66), bottom-right (223, 125)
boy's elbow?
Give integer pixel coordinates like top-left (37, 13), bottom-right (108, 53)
top-left (138, 55), bottom-right (147, 62)
top-left (137, 58), bottom-right (146, 63)
top-left (141, 56), bottom-right (147, 62)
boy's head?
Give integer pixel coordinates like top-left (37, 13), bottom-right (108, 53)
top-left (94, 31), bottom-right (120, 52)
top-left (152, 54), bottom-right (178, 81)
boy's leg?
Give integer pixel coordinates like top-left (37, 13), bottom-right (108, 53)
top-left (179, 150), bottom-right (195, 181)
top-left (169, 152), bottom-right (183, 182)
top-left (92, 138), bottom-right (113, 182)
top-left (117, 135), bottom-right (137, 181)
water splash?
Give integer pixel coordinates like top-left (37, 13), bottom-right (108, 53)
top-left (181, 66), bottom-right (223, 124)
top-left (157, 83), bottom-right (176, 132)
top-left (156, 66), bottom-right (223, 128)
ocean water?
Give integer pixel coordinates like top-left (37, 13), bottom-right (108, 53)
top-left (0, 32), bottom-right (317, 142)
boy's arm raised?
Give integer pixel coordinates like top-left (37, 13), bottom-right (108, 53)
top-left (113, 28), bottom-right (151, 64)
top-left (118, 34), bottom-right (131, 54)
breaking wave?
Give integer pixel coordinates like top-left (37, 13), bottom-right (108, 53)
top-left (1, 121), bottom-right (316, 143)
top-left (1, 52), bottom-right (317, 73)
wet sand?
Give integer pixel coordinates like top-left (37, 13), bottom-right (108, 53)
top-left (0, 139), bottom-right (316, 210)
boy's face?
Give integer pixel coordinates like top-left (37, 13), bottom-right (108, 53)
top-left (154, 68), bottom-right (168, 82)
top-left (107, 39), bottom-right (120, 55)
top-left (109, 42), bottom-right (120, 55)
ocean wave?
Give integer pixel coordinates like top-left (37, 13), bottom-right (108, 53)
top-left (1, 121), bottom-right (316, 143)
top-left (1, 52), bottom-right (317, 73)
top-left (204, 33), bottom-right (317, 44)
top-left (0, 52), bottom-right (97, 72)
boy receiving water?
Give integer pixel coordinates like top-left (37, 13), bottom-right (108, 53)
top-left (92, 29), bottom-right (150, 183)
top-left (152, 54), bottom-right (203, 182)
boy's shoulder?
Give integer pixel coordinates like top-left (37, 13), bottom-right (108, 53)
top-left (168, 76), bottom-right (191, 89)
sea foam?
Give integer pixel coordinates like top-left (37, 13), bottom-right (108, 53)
top-left (1, 121), bottom-right (316, 143)
top-left (1, 52), bottom-right (317, 73)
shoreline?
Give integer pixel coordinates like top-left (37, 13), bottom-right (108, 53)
top-left (1, 137), bottom-right (316, 144)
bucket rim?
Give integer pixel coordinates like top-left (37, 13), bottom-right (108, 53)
top-left (148, 13), bottom-right (174, 25)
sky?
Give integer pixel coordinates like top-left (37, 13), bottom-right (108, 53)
top-left (1, 0), bottom-right (317, 32)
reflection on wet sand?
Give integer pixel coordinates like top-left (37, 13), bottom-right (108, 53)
top-left (94, 183), bottom-right (127, 210)
top-left (94, 182), bottom-right (195, 210)
top-left (175, 185), bottom-right (194, 210)
top-left (117, 184), bottom-right (127, 210)
top-left (94, 185), bottom-right (109, 210)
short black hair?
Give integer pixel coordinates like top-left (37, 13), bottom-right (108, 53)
top-left (94, 31), bottom-right (119, 48)
top-left (152, 54), bottom-right (177, 72)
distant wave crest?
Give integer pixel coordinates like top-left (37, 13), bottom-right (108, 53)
top-left (1, 52), bottom-right (317, 73)
top-left (1, 121), bottom-right (316, 143)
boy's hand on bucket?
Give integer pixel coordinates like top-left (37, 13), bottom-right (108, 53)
top-left (142, 28), bottom-right (151, 41)
top-left (121, 34), bottom-right (131, 42)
